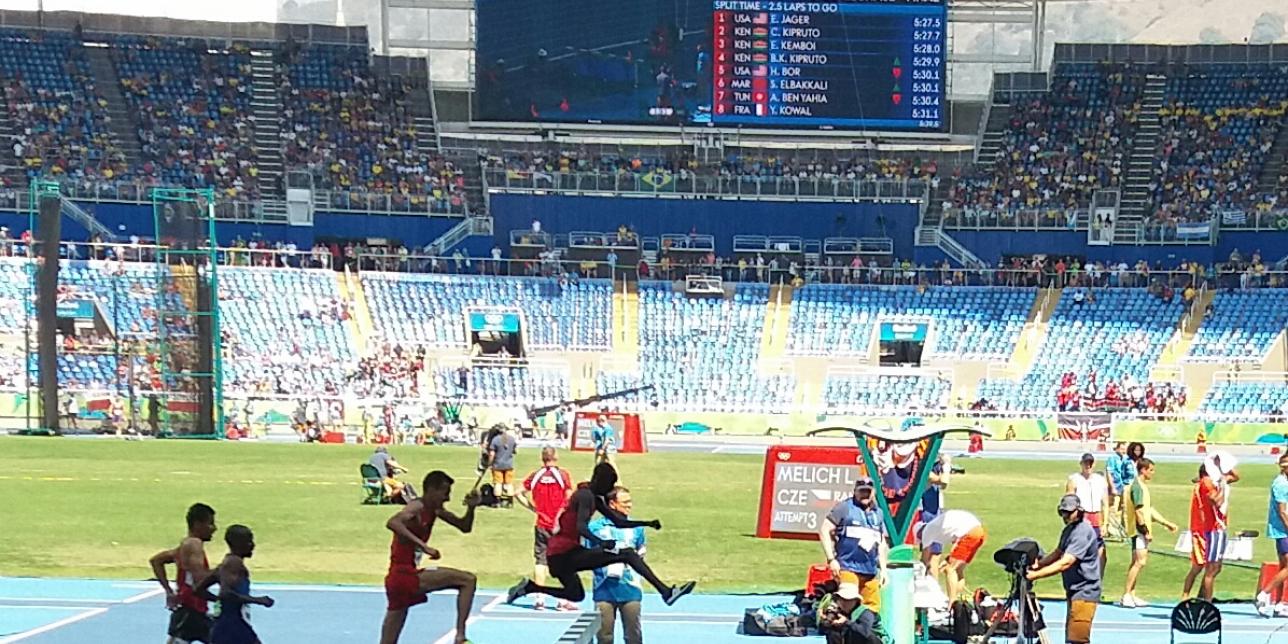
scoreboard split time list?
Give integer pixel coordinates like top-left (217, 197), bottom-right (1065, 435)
top-left (711, 0), bottom-right (946, 130)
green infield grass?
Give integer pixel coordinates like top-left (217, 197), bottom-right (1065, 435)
top-left (0, 437), bottom-right (1276, 602)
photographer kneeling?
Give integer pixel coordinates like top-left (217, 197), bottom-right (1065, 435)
top-left (816, 572), bottom-right (885, 644)
top-left (1026, 494), bottom-right (1102, 644)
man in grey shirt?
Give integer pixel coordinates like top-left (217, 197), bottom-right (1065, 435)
top-left (1028, 494), bottom-right (1102, 644)
top-left (489, 426), bottom-right (519, 506)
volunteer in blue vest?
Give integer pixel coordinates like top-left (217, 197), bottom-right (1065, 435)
top-left (592, 416), bottom-right (618, 467)
top-left (819, 476), bottom-right (888, 612)
top-left (586, 486), bottom-right (646, 644)
top-left (1256, 453), bottom-right (1288, 617)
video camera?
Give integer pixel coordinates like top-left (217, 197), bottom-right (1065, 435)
top-left (993, 538), bottom-right (1044, 575)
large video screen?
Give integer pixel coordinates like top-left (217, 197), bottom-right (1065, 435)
top-left (475, 0), bottom-right (946, 131)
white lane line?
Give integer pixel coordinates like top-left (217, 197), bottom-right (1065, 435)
top-left (0, 597), bottom-right (121, 604)
top-left (121, 588), bottom-right (164, 604)
top-left (431, 594), bottom-right (505, 644)
top-left (0, 607), bottom-right (109, 643)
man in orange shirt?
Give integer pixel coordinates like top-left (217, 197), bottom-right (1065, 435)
top-left (1181, 453), bottom-right (1239, 601)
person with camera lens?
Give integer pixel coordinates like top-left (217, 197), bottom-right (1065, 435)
top-left (819, 476), bottom-right (888, 612)
top-left (815, 571), bottom-right (885, 644)
top-left (1026, 494), bottom-right (1101, 644)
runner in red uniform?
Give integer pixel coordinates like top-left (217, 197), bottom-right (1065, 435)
top-left (148, 503), bottom-right (217, 644)
top-left (381, 470), bottom-right (481, 644)
top-left (505, 463), bottom-right (695, 606)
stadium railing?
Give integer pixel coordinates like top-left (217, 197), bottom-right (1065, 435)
top-left (0, 186), bottom-right (272, 223)
top-left (483, 168), bottom-right (929, 202)
top-left (311, 189), bottom-right (470, 217)
top-left (942, 207), bottom-right (1090, 231)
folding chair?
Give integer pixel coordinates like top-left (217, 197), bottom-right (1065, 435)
top-left (360, 463), bottom-right (387, 505)
top-left (1170, 599), bottom-right (1221, 644)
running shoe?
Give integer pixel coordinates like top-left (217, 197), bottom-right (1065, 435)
top-left (557, 600), bottom-right (580, 611)
top-left (664, 580), bottom-right (697, 606)
top-left (1257, 591), bottom-right (1274, 617)
top-left (1118, 594), bottom-right (1138, 609)
top-left (506, 577), bottom-right (530, 605)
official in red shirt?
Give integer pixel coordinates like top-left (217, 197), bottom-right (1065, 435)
top-left (517, 447), bottom-right (575, 610)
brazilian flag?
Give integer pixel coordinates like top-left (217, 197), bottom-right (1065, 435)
top-left (642, 170), bottom-right (674, 190)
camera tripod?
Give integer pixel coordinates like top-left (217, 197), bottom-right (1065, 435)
top-left (979, 568), bottom-right (1050, 644)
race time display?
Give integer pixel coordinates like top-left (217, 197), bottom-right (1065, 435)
top-left (711, 0), bottom-right (945, 130)
top-left (474, 0), bottom-right (945, 131)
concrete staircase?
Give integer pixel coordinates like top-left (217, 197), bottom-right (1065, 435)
top-left (84, 45), bottom-right (142, 170)
top-left (759, 284), bottom-right (794, 359)
top-left (972, 103), bottom-right (1013, 172)
top-left (248, 50), bottom-right (285, 203)
top-left (1115, 73), bottom-right (1168, 243)
top-left (1257, 123), bottom-right (1288, 195)
top-left (339, 268), bottom-right (373, 356)
top-left (612, 279), bottom-right (639, 357)
top-left (1003, 287), bottom-right (1058, 377)
top-left (0, 108), bottom-right (25, 187)
top-left (1152, 288), bottom-right (1215, 383)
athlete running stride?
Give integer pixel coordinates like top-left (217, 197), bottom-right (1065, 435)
top-left (381, 470), bottom-right (482, 644)
top-left (148, 503), bottom-right (217, 644)
top-left (195, 525), bottom-right (274, 644)
top-left (505, 463), bottom-right (696, 606)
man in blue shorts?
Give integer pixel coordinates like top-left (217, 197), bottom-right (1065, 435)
top-left (196, 525), bottom-right (274, 644)
top-left (1256, 453), bottom-right (1288, 617)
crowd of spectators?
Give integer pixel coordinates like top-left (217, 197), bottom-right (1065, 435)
top-left (1056, 371), bottom-right (1186, 414)
top-left (483, 147), bottom-right (940, 188)
top-left (1, 29), bottom-right (130, 187)
top-left (1149, 65), bottom-right (1288, 227)
top-left (279, 43), bottom-right (466, 214)
top-left (112, 37), bottom-right (260, 200)
top-left (345, 343), bottom-right (423, 399)
top-left (947, 63), bottom-right (1145, 220)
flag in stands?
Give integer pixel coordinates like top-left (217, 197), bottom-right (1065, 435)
top-left (641, 170), bottom-right (673, 189)
top-left (1221, 211), bottom-right (1247, 225)
top-left (1175, 221), bottom-right (1212, 240)
top-left (1058, 412), bottom-right (1112, 441)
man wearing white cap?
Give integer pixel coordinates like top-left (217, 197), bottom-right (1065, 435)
top-left (817, 571), bottom-right (882, 644)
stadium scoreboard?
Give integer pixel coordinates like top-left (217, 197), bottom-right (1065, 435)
top-left (711, 0), bottom-right (946, 130)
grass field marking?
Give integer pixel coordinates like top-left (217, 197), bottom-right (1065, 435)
top-left (121, 588), bottom-right (163, 604)
top-left (431, 595), bottom-right (505, 644)
top-left (0, 606), bottom-right (109, 643)
top-left (0, 474), bottom-right (344, 486)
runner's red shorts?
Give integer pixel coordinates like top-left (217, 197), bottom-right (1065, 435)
top-left (385, 565), bottom-right (428, 611)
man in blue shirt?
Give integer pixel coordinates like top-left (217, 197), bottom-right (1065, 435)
top-left (819, 476), bottom-right (888, 612)
top-left (1256, 454), bottom-right (1288, 617)
top-left (1105, 442), bottom-right (1136, 539)
top-left (586, 486), bottom-right (645, 644)
top-left (1028, 494), bottom-right (1102, 644)
top-left (591, 417), bottom-right (618, 467)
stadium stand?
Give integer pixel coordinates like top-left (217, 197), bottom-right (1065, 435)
top-left (1188, 289), bottom-right (1288, 361)
top-left (361, 273), bottom-right (612, 350)
top-left (0, 258), bottom-right (25, 332)
top-left (823, 372), bottom-right (952, 414)
top-left (0, 29), bottom-right (130, 187)
top-left (598, 281), bottom-right (793, 413)
top-left (109, 36), bottom-right (260, 199)
top-left (61, 259), bottom-right (175, 337)
top-left (218, 266), bottom-right (355, 395)
top-left (1200, 380), bottom-right (1288, 420)
top-left (946, 63), bottom-right (1146, 224)
top-left (279, 43), bottom-right (467, 213)
top-left (786, 285), bottom-right (1033, 359)
top-left (431, 364), bottom-right (569, 406)
top-left (1150, 65), bottom-right (1288, 235)
top-left (977, 288), bottom-right (1184, 411)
